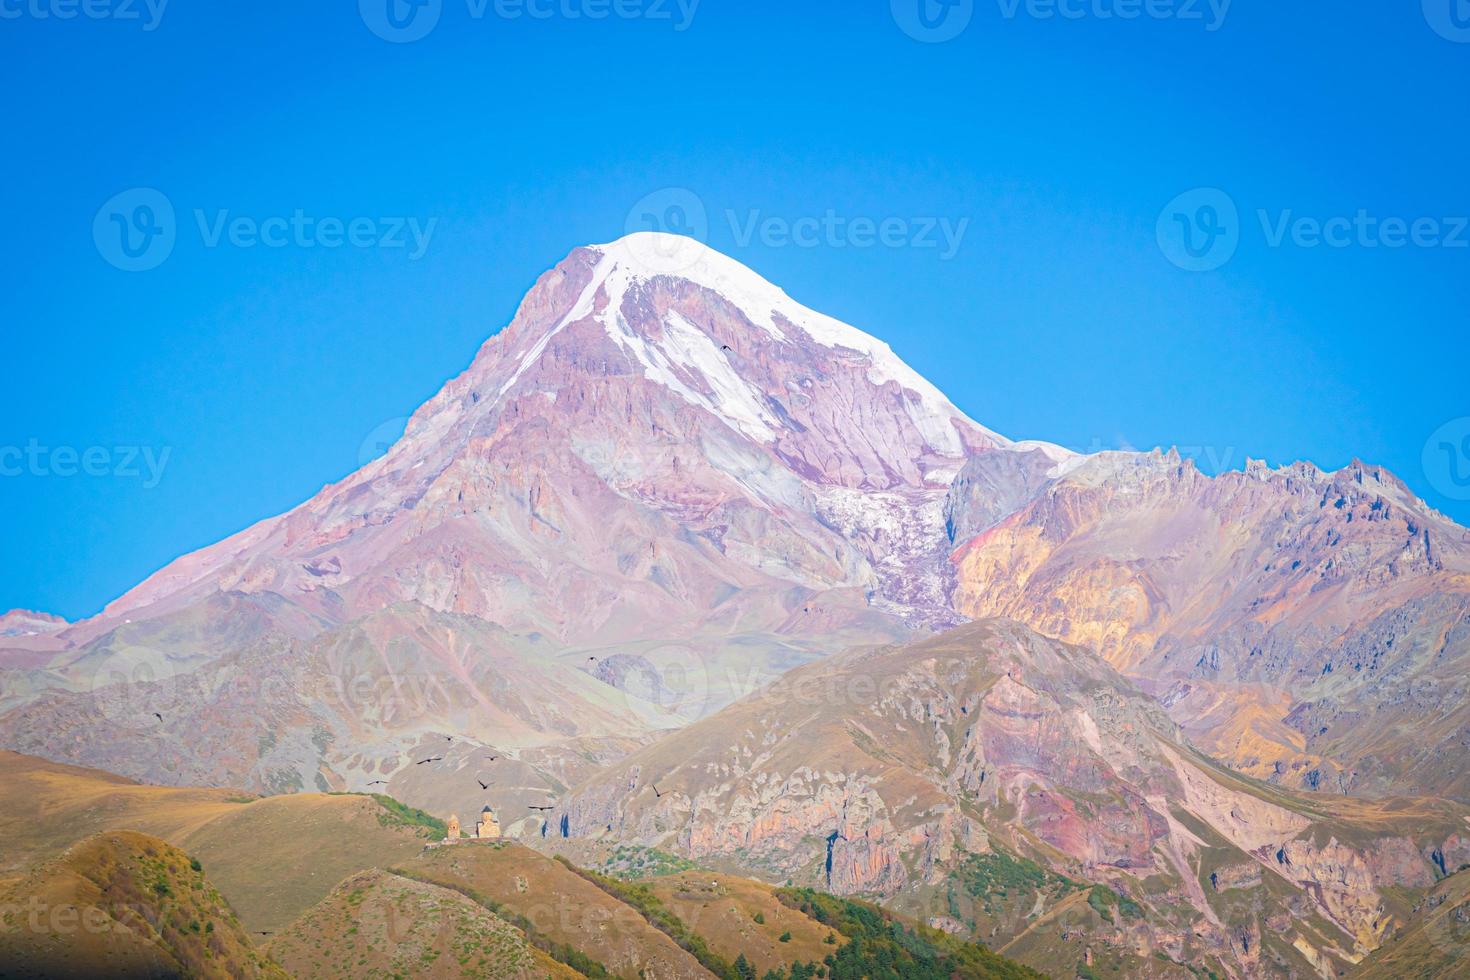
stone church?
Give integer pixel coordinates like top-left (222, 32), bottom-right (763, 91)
top-left (444, 805), bottom-right (501, 843)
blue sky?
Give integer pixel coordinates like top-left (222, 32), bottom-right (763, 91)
top-left (2, 1), bottom-right (1467, 620)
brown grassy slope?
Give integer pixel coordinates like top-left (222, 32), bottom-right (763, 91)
top-left (0, 750), bottom-right (244, 873)
top-left (0, 752), bottom-right (443, 935)
top-left (639, 871), bottom-right (835, 975)
top-left (0, 830), bottom-right (285, 979)
top-left (399, 842), bottom-right (717, 979)
top-left (266, 868), bottom-right (581, 980)
top-left (1352, 868), bottom-right (1470, 980)
top-left (176, 792), bottom-right (442, 934)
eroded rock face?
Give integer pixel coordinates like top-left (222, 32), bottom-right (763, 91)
top-left (947, 449), bottom-right (1470, 800)
top-left (555, 620), bottom-right (1470, 979)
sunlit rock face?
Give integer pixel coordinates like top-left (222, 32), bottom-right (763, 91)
top-left (947, 447), bottom-right (1470, 800)
top-left (555, 620), bottom-right (1470, 978)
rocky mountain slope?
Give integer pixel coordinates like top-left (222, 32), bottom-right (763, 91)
top-left (0, 232), bottom-right (1015, 797)
top-left (5, 234), bottom-right (1466, 816)
top-left (553, 620), bottom-right (1470, 978)
top-left (947, 447), bottom-right (1470, 799)
top-left (1351, 865), bottom-right (1470, 979)
top-left (4, 234), bottom-right (1470, 976)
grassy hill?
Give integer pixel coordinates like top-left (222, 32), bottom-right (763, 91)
top-left (0, 750), bottom-right (245, 873)
top-left (176, 791), bottom-right (437, 933)
top-left (399, 842), bottom-right (717, 978)
top-left (0, 750), bottom-right (1044, 979)
top-left (640, 871), bottom-right (836, 975)
top-left (266, 868), bottom-right (580, 979)
top-left (0, 830), bottom-right (285, 979)
top-left (398, 842), bottom-right (1046, 980)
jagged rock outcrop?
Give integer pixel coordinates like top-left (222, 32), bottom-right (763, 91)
top-left (946, 449), bottom-right (1470, 799)
top-left (555, 619), bottom-right (1470, 978)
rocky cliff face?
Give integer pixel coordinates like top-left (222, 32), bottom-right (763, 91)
top-left (946, 448), bottom-right (1470, 800)
top-left (553, 620), bottom-right (1470, 978)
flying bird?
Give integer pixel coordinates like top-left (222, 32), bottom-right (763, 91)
top-left (368, 780), bottom-right (387, 786)
top-left (152, 713), bottom-right (163, 723)
top-left (652, 784), bottom-right (663, 798)
top-left (477, 779), bottom-right (491, 790)
top-left (721, 344), bottom-right (732, 351)
top-left (485, 755), bottom-right (498, 762)
top-left (528, 805), bottom-right (555, 812)
top-left (416, 757), bottom-right (443, 765)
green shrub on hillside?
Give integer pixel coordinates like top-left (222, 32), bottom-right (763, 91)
top-left (773, 887), bottom-right (1045, 980)
top-left (955, 850), bottom-right (1074, 901)
top-left (1087, 884), bottom-right (1143, 921)
top-left (389, 867), bottom-right (611, 978)
top-left (554, 857), bottom-right (738, 979)
top-left (365, 794), bottom-right (448, 837)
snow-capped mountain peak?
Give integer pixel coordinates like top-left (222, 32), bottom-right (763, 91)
top-left (587, 233), bottom-right (1002, 451)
